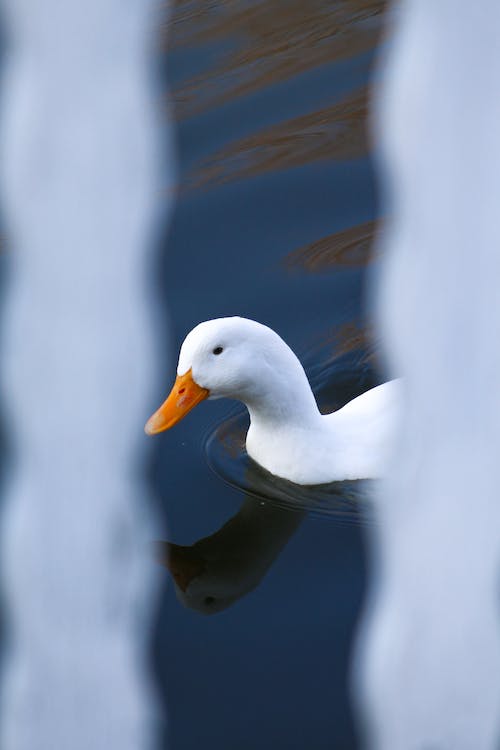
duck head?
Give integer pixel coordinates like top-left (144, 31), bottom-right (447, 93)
top-left (145, 316), bottom-right (306, 435)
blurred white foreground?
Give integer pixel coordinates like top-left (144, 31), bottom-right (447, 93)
top-left (356, 3), bottom-right (500, 748)
top-left (0, 1), bottom-right (167, 748)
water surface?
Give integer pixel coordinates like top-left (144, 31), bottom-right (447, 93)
top-left (153, 2), bottom-right (385, 747)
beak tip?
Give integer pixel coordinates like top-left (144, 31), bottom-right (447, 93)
top-left (144, 417), bottom-right (157, 436)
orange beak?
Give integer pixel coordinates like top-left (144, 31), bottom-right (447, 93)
top-left (144, 368), bottom-right (209, 435)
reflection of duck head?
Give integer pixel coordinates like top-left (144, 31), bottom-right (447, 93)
top-left (157, 496), bottom-right (304, 614)
top-left (145, 316), bottom-right (400, 484)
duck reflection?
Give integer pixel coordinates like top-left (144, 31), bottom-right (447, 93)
top-left (158, 454), bottom-right (369, 614)
top-left (158, 494), bottom-right (305, 614)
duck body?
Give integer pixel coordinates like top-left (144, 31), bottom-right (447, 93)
top-left (247, 380), bottom-right (399, 484)
top-left (145, 317), bottom-right (400, 485)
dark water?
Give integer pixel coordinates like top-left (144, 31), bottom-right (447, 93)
top-left (152, 2), bottom-right (385, 747)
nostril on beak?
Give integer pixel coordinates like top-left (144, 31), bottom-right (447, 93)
top-left (178, 388), bottom-right (186, 395)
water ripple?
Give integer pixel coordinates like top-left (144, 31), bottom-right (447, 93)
top-left (206, 408), bottom-right (376, 524)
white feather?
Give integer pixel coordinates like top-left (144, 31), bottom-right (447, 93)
top-left (177, 317), bottom-right (401, 485)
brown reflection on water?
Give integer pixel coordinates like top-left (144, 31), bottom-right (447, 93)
top-left (214, 418), bottom-right (247, 460)
top-left (186, 87), bottom-right (370, 191)
top-left (167, 0), bottom-right (385, 121)
top-left (332, 319), bottom-right (374, 360)
top-left (321, 314), bottom-right (374, 360)
top-left (321, 318), bottom-right (378, 365)
top-left (284, 218), bottom-right (378, 273)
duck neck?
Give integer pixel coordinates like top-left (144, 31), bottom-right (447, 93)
top-left (243, 363), bottom-right (321, 432)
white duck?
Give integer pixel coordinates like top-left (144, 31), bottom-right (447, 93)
top-left (145, 317), bottom-right (400, 485)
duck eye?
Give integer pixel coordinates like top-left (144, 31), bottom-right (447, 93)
top-left (213, 346), bottom-right (223, 355)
